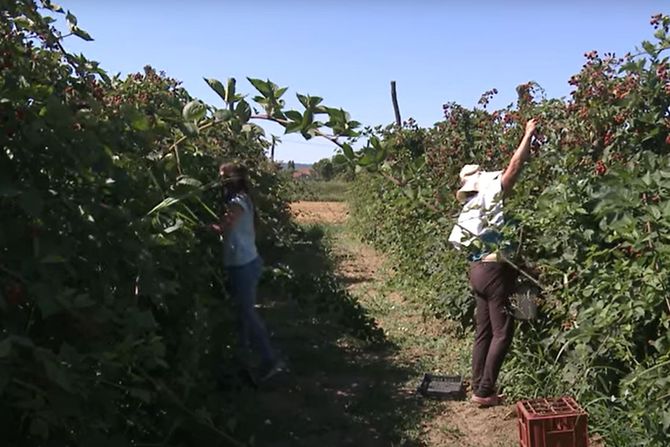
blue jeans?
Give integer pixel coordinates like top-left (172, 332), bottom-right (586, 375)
top-left (226, 257), bottom-right (275, 365)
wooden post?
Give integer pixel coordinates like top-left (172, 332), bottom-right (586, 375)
top-left (270, 136), bottom-right (276, 161)
top-left (391, 80), bottom-right (401, 126)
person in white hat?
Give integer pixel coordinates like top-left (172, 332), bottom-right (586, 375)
top-left (449, 118), bottom-right (538, 407)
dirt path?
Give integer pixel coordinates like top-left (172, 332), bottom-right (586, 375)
top-left (289, 201), bottom-right (349, 224)
top-left (289, 201), bottom-right (518, 447)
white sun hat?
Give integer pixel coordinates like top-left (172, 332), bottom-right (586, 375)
top-left (456, 164), bottom-right (481, 202)
top-left (456, 164), bottom-right (504, 203)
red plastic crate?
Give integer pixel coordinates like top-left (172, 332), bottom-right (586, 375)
top-left (517, 397), bottom-right (589, 447)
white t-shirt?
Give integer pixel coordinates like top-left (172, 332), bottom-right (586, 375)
top-left (223, 193), bottom-right (259, 267)
top-left (448, 171), bottom-right (505, 252)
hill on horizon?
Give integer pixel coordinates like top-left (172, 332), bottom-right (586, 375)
top-left (279, 161), bottom-right (312, 169)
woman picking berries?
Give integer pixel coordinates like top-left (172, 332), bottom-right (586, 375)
top-left (449, 118), bottom-right (538, 406)
top-left (210, 162), bottom-right (285, 382)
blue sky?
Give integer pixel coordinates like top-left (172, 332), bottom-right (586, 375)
top-left (58, 1), bottom-right (668, 163)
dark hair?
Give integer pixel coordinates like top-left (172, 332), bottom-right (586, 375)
top-left (219, 162), bottom-right (259, 228)
top-left (219, 162), bottom-right (250, 201)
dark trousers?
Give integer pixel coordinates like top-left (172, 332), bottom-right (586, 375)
top-left (469, 261), bottom-right (517, 397)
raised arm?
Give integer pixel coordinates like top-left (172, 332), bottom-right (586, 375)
top-left (501, 118), bottom-right (537, 194)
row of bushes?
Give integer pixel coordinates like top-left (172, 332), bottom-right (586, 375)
top-left (0, 2), bottom-right (383, 445)
top-left (349, 15), bottom-right (670, 446)
top-left (284, 178), bottom-right (350, 202)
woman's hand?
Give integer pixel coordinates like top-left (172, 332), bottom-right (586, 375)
top-left (524, 118), bottom-right (538, 137)
top-left (206, 204), bottom-right (243, 235)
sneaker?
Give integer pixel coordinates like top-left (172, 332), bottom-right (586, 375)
top-left (471, 393), bottom-right (501, 407)
top-left (258, 359), bottom-right (287, 382)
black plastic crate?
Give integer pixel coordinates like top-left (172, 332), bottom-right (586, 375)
top-left (417, 374), bottom-right (465, 400)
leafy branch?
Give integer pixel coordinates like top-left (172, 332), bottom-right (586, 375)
top-left (163, 76), bottom-right (407, 192)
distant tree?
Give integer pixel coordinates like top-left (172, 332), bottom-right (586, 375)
top-left (287, 160), bottom-right (295, 171)
top-left (332, 155), bottom-right (353, 181)
top-left (313, 158), bottom-right (334, 180)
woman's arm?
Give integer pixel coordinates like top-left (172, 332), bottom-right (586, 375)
top-left (209, 203), bottom-right (244, 234)
top-left (501, 118), bottom-right (538, 194)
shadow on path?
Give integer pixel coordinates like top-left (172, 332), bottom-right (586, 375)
top-left (227, 224), bottom-right (439, 446)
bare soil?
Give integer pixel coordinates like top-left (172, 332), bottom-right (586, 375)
top-left (289, 201), bottom-right (349, 225)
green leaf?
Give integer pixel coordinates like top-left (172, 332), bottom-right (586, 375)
top-left (284, 110), bottom-right (302, 121)
top-left (297, 93), bottom-right (310, 108)
top-left (72, 26), bottom-right (94, 41)
top-left (326, 107), bottom-right (346, 123)
top-left (147, 197), bottom-right (181, 215)
top-left (642, 127), bottom-right (660, 142)
top-left (147, 186), bottom-right (204, 215)
top-left (204, 78), bottom-right (227, 102)
top-left (213, 109), bottom-right (233, 122)
top-left (177, 176), bottom-right (203, 188)
top-left (359, 153), bottom-right (375, 166)
top-left (333, 154), bottom-right (348, 165)
top-left (374, 145), bottom-right (387, 163)
top-left (45, 1), bottom-right (64, 12)
top-left (65, 10), bottom-right (77, 26)
top-left (342, 143), bottom-right (355, 160)
top-left (242, 123), bottom-right (264, 135)
top-left (275, 86), bottom-right (288, 99)
top-left (284, 121), bottom-right (302, 134)
top-left (182, 100), bottom-right (207, 122)
top-left (642, 40), bottom-right (657, 57)
top-left (309, 96), bottom-right (323, 108)
top-left (164, 219), bottom-right (183, 234)
top-left (12, 16), bottom-right (32, 28)
top-left (226, 78), bottom-right (236, 103)
top-left (40, 254), bottom-right (66, 264)
top-left (236, 100), bottom-right (251, 124)
top-left (247, 78), bottom-right (272, 97)
top-left (302, 110), bottom-right (314, 127)
top-left (127, 108), bottom-right (150, 131)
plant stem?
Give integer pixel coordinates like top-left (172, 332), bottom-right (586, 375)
top-left (163, 120), bottom-right (216, 163)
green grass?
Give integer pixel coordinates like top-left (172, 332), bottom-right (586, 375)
top-left (289, 180), bottom-right (350, 202)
